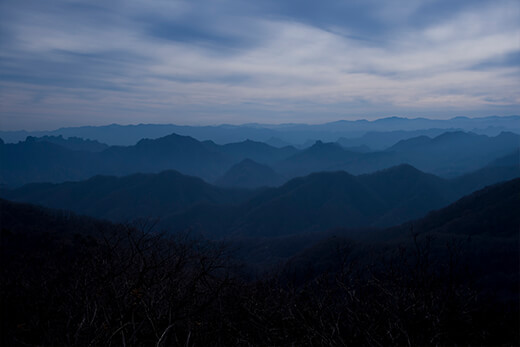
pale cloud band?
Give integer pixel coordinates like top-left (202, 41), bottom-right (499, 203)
top-left (0, 0), bottom-right (519, 130)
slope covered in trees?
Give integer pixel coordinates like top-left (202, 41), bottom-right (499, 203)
top-left (2, 170), bottom-right (251, 221)
top-left (4, 163), bottom-right (517, 238)
top-left (1, 178), bottom-right (518, 346)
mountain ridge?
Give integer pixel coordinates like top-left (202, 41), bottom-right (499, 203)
top-left (2, 115), bottom-right (518, 145)
top-left (4, 162), bottom-right (517, 239)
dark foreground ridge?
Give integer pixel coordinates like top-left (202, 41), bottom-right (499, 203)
top-left (1, 178), bottom-right (518, 346)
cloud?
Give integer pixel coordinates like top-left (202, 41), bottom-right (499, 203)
top-left (0, 0), bottom-right (519, 129)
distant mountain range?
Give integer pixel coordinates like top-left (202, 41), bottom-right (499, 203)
top-left (3, 161), bottom-right (518, 239)
top-left (337, 128), bottom-right (461, 150)
top-left (27, 135), bottom-right (109, 152)
top-left (1, 129), bottom-right (518, 187)
top-left (0, 133), bottom-right (297, 186)
top-left (274, 131), bottom-right (519, 178)
top-left (1, 115), bottom-right (519, 146)
top-left (384, 131), bottom-right (520, 176)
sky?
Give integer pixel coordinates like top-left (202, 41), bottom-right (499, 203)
top-left (0, 0), bottom-right (519, 130)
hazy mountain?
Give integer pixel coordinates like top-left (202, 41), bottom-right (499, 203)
top-left (388, 135), bottom-right (432, 151)
top-left (231, 165), bottom-right (458, 237)
top-left (274, 141), bottom-right (364, 178)
top-left (99, 134), bottom-right (296, 180)
top-left (0, 133), bottom-right (295, 187)
top-left (275, 140), bottom-right (397, 178)
top-left (230, 171), bottom-right (386, 237)
top-left (386, 131), bottom-right (520, 176)
top-left (449, 151), bottom-right (519, 194)
top-left (4, 175), bottom-right (518, 268)
top-left (28, 135), bottom-right (109, 152)
top-left (0, 133), bottom-right (229, 186)
top-left (0, 123), bottom-right (282, 146)
top-left (337, 128), bottom-right (460, 150)
top-left (2, 129), bottom-right (518, 187)
top-left (0, 139), bottom-right (97, 187)
top-left (98, 133), bottom-right (230, 181)
top-left (2, 115), bottom-right (518, 145)
top-left (276, 131), bottom-right (519, 179)
top-left (292, 177), bottom-right (520, 271)
top-left (265, 137), bottom-right (292, 148)
top-left (486, 149), bottom-right (519, 167)
top-left (284, 178), bottom-right (520, 288)
top-left (357, 164), bottom-right (454, 226)
top-left (213, 139), bottom-right (297, 164)
top-left (339, 145), bottom-right (372, 153)
top-left (215, 159), bottom-right (285, 189)
top-left (158, 161), bottom-right (518, 237)
top-left (1, 170), bottom-right (251, 222)
top-left (4, 161), bottom-right (518, 239)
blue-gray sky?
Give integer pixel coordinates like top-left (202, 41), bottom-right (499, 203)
top-left (1, 0), bottom-right (519, 130)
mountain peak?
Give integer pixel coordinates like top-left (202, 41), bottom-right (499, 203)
top-left (431, 131), bottom-right (477, 142)
top-left (136, 132), bottom-right (194, 145)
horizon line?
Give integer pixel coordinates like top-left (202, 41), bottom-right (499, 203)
top-left (2, 114), bottom-right (519, 133)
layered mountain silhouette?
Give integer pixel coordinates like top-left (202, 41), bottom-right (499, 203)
top-left (212, 139), bottom-right (297, 164)
top-left (1, 130), bottom-right (518, 189)
top-left (2, 170), bottom-right (251, 221)
top-left (1, 115), bottom-right (518, 145)
top-left (275, 141), bottom-right (359, 177)
top-left (3, 162), bottom-right (517, 238)
top-left (28, 135), bottom-right (109, 152)
top-left (0, 139), bottom-right (97, 187)
top-left (98, 133), bottom-right (229, 181)
top-left (450, 150), bottom-right (520, 194)
top-left (274, 140), bottom-right (393, 178)
top-left (336, 128), bottom-right (458, 150)
top-left (385, 131), bottom-right (520, 176)
top-left (275, 131), bottom-right (520, 179)
top-left (228, 164), bottom-right (471, 237)
top-left (0, 133), bottom-right (296, 187)
top-left (283, 177), bottom-right (520, 286)
top-left (2, 176), bottom-right (518, 271)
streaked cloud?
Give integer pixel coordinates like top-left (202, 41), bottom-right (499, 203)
top-left (0, 0), bottom-right (519, 129)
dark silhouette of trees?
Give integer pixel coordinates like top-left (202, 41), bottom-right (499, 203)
top-left (1, 201), bottom-right (518, 346)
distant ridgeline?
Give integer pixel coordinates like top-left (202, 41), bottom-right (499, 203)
top-left (1, 115), bottom-right (519, 145)
top-left (0, 129), bottom-right (519, 187)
